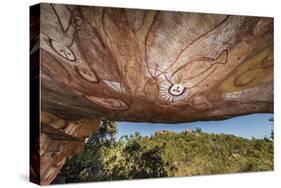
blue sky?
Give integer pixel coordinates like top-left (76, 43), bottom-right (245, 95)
top-left (116, 113), bottom-right (273, 139)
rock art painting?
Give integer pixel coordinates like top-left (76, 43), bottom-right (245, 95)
top-left (159, 49), bottom-right (228, 102)
top-left (74, 64), bottom-right (99, 83)
top-left (40, 4), bottom-right (82, 64)
top-left (49, 40), bottom-right (77, 62)
top-left (85, 96), bottom-right (128, 110)
top-left (103, 80), bottom-right (124, 93)
top-left (160, 82), bottom-right (189, 102)
top-left (223, 83), bottom-right (273, 103)
top-left (38, 3), bottom-right (273, 122)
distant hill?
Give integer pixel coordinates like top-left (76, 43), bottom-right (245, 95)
top-left (143, 131), bottom-right (273, 176)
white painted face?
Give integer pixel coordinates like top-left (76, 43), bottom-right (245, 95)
top-left (160, 82), bottom-right (188, 102)
top-left (168, 84), bottom-right (186, 96)
top-left (50, 40), bottom-right (76, 62)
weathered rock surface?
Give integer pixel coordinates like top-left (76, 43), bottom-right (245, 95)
top-left (41, 111), bottom-right (66, 129)
top-left (38, 112), bottom-right (101, 185)
top-left (64, 118), bottom-right (101, 138)
top-left (39, 4), bottom-right (273, 123)
top-left (40, 123), bottom-right (84, 185)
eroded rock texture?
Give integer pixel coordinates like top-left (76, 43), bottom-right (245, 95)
top-left (40, 123), bottom-right (84, 185)
top-left (39, 4), bottom-right (273, 123)
top-left (38, 112), bottom-right (101, 185)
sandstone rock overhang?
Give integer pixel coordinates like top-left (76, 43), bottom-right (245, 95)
top-left (35, 3), bottom-right (273, 123)
top-left (30, 3), bottom-right (273, 185)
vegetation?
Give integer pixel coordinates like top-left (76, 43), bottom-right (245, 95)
top-left (53, 120), bottom-right (273, 184)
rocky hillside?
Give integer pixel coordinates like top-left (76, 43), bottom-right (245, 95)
top-left (54, 122), bottom-right (273, 184)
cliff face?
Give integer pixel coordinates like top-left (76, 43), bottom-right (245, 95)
top-left (31, 3), bottom-right (273, 185)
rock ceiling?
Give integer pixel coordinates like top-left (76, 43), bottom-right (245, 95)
top-left (36, 3), bottom-right (273, 123)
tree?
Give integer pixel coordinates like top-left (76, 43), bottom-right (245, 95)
top-left (195, 127), bottom-right (202, 133)
top-left (269, 117), bottom-right (274, 140)
top-left (122, 133), bottom-right (168, 179)
top-left (53, 121), bottom-right (169, 183)
top-left (52, 120), bottom-right (118, 183)
top-left (87, 120), bottom-right (117, 146)
top-left (270, 130), bottom-right (274, 140)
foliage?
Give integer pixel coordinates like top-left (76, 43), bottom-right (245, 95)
top-left (53, 121), bottom-right (168, 183)
top-left (53, 121), bottom-right (273, 184)
top-left (53, 120), bottom-right (118, 183)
